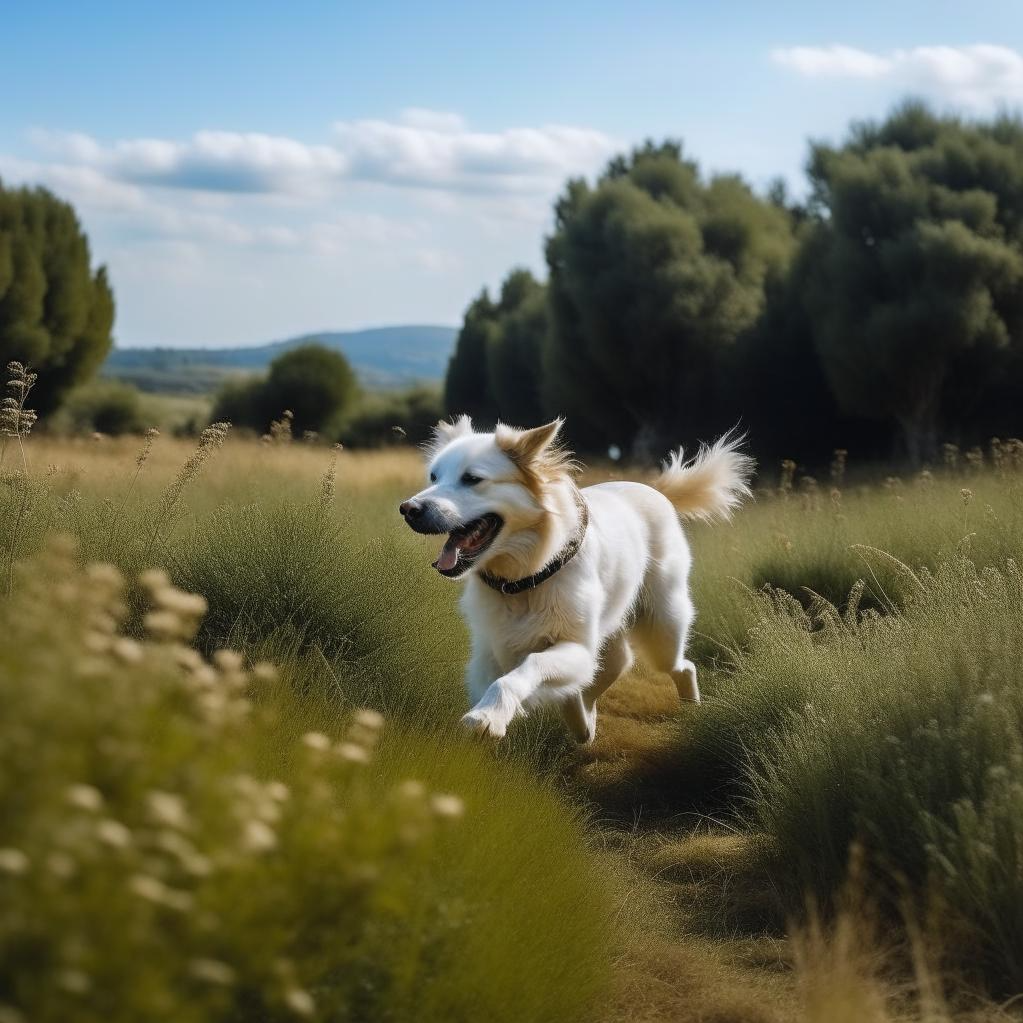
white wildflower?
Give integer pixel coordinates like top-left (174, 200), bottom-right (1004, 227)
top-left (85, 563), bottom-right (123, 588)
top-left (251, 661), bottom-right (278, 683)
top-left (147, 791), bottom-right (190, 830)
top-left (284, 988), bottom-right (315, 1017)
top-left (213, 649), bottom-right (244, 672)
top-left (111, 637), bottom-right (144, 663)
top-left (65, 784), bottom-right (103, 812)
top-left (155, 587), bottom-right (207, 617)
top-left (430, 794), bottom-right (465, 820)
top-left (129, 874), bottom-right (192, 911)
top-left (336, 742), bottom-right (370, 764)
top-left (139, 568), bottom-right (171, 592)
top-left (241, 820), bottom-right (277, 854)
top-left (189, 958), bottom-right (236, 986)
top-left (301, 731), bottom-right (331, 752)
top-left (397, 780), bottom-right (426, 800)
top-left (144, 609), bottom-right (184, 639)
top-left (129, 874), bottom-right (167, 903)
top-left (353, 708), bottom-right (384, 731)
top-left (96, 819), bottom-right (132, 849)
top-left (0, 848), bottom-right (29, 875)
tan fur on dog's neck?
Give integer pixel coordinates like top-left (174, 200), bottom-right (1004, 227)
top-left (482, 476), bottom-right (582, 581)
top-left (478, 419), bottom-right (582, 581)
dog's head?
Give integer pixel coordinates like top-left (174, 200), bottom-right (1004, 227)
top-left (399, 415), bottom-right (572, 579)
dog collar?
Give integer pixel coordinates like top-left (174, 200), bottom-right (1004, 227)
top-left (479, 492), bottom-right (588, 596)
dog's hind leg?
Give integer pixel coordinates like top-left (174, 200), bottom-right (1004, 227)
top-left (562, 634), bottom-right (634, 743)
top-left (632, 579), bottom-right (700, 704)
top-left (560, 694), bottom-right (595, 744)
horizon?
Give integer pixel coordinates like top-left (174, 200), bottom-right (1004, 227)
top-left (109, 322), bottom-right (459, 353)
top-left (3, 0), bottom-right (1023, 348)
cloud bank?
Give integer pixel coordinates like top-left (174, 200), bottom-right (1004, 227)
top-left (771, 44), bottom-right (1023, 108)
top-left (0, 110), bottom-right (616, 343)
top-left (25, 109), bottom-right (616, 198)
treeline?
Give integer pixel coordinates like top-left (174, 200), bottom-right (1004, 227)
top-left (445, 103), bottom-right (1023, 464)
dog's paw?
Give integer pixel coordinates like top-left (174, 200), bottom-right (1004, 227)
top-left (459, 708), bottom-right (506, 739)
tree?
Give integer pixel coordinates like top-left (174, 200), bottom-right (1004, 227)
top-left (544, 142), bottom-right (794, 458)
top-left (0, 182), bottom-right (115, 412)
top-left (444, 270), bottom-right (550, 428)
top-left (211, 344), bottom-right (359, 435)
top-left (800, 103), bottom-right (1023, 462)
top-left (486, 269), bottom-right (547, 427)
top-left (736, 225), bottom-right (894, 467)
top-left (444, 290), bottom-right (499, 423)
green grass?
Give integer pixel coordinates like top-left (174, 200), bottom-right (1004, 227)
top-left (2, 421), bottom-right (1023, 1018)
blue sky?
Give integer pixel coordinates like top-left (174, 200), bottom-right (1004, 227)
top-left (2, 0), bottom-right (1022, 346)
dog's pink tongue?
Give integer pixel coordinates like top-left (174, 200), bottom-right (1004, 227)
top-left (436, 541), bottom-right (459, 572)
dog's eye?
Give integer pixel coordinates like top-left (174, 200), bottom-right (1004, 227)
top-left (429, 472), bottom-right (437, 483)
top-left (461, 472), bottom-right (483, 486)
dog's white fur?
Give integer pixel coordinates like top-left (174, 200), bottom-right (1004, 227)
top-left (403, 417), bottom-right (754, 742)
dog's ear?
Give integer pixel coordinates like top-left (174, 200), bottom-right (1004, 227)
top-left (426, 415), bottom-right (473, 455)
top-left (496, 419), bottom-right (563, 464)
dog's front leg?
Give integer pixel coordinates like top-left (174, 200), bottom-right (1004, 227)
top-left (460, 641), bottom-right (595, 738)
top-left (465, 643), bottom-right (499, 706)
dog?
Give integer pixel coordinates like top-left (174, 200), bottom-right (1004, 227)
top-left (399, 416), bottom-right (753, 742)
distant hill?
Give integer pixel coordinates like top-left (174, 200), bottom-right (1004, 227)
top-left (103, 325), bottom-right (458, 393)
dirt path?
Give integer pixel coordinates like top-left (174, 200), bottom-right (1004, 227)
top-left (567, 668), bottom-right (801, 1023)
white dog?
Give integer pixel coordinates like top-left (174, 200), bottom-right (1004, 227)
top-left (399, 417), bottom-right (753, 742)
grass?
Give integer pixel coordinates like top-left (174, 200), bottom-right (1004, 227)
top-left (2, 385), bottom-right (1022, 1020)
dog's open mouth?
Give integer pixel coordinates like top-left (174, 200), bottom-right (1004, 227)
top-left (433, 513), bottom-right (503, 577)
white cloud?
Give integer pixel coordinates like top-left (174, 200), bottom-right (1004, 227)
top-left (24, 111), bottom-right (615, 199)
top-left (0, 154), bottom-right (145, 211)
top-left (771, 45), bottom-right (892, 79)
top-left (331, 116), bottom-right (614, 194)
top-left (771, 43), bottom-right (1023, 108)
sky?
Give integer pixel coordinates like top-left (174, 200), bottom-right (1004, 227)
top-left (2, 1), bottom-right (1023, 348)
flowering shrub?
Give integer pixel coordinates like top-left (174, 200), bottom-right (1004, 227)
top-left (0, 539), bottom-right (611, 1021)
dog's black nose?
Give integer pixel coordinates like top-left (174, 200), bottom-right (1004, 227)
top-left (399, 500), bottom-right (421, 520)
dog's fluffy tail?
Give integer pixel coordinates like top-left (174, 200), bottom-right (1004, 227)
top-left (652, 429), bottom-right (755, 522)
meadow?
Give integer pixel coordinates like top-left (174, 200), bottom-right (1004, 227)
top-left (1, 400), bottom-right (1022, 1021)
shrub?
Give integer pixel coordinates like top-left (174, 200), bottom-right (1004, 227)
top-left (58, 380), bottom-right (146, 436)
top-left (339, 385), bottom-right (443, 448)
top-left (687, 553), bottom-right (1023, 994)
top-left (261, 345), bottom-right (358, 436)
top-left (210, 345), bottom-right (359, 436)
top-left (0, 540), bottom-right (614, 1022)
top-left (208, 377), bottom-right (263, 433)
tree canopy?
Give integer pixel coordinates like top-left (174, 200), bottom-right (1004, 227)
top-left (800, 102), bottom-right (1023, 461)
top-left (544, 142), bottom-right (794, 457)
top-left (444, 268), bottom-right (549, 429)
top-left (0, 182), bottom-right (115, 411)
top-left (444, 290), bottom-right (499, 424)
top-left (444, 108), bottom-right (1023, 466)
